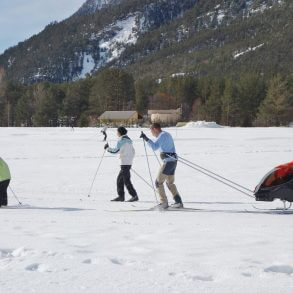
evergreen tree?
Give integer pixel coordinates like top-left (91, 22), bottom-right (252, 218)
top-left (221, 78), bottom-right (241, 126)
top-left (193, 77), bottom-right (211, 121)
top-left (33, 83), bottom-right (65, 126)
top-left (62, 80), bottom-right (90, 125)
top-left (0, 81), bottom-right (23, 126)
top-left (135, 79), bottom-right (157, 114)
top-left (89, 68), bottom-right (135, 115)
top-left (256, 74), bottom-right (292, 126)
top-left (15, 89), bottom-right (35, 126)
top-left (237, 73), bottom-right (266, 126)
top-left (197, 78), bottom-right (223, 123)
top-left (168, 76), bottom-right (198, 119)
top-left (204, 80), bottom-right (223, 123)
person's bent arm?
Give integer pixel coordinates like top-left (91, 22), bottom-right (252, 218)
top-left (108, 140), bottom-right (122, 154)
top-left (147, 136), bottom-right (162, 151)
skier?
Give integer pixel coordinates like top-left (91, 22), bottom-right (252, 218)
top-left (0, 157), bottom-right (11, 207)
top-left (69, 117), bottom-right (75, 131)
top-left (101, 126), bottom-right (108, 142)
top-left (104, 127), bottom-right (139, 202)
top-left (140, 123), bottom-right (183, 210)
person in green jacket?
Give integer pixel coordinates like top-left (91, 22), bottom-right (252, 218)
top-left (0, 157), bottom-right (11, 207)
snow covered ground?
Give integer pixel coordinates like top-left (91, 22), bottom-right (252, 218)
top-left (1, 127), bottom-right (293, 293)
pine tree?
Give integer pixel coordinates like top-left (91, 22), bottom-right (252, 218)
top-left (62, 80), bottom-right (90, 124)
top-left (221, 78), bottom-right (240, 126)
top-left (89, 68), bottom-right (135, 115)
top-left (33, 83), bottom-right (64, 126)
top-left (197, 79), bottom-right (223, 123)
top-left (256, 75), bottom-right (292, 126)
top-left (237, 73), bottom-right (266, 127)
top-left (15, 90), bottom-right (34, 126)
top-left (135, 79), bottom-right (157, 114)
top-left (0, 81), bottom-right (23, 126)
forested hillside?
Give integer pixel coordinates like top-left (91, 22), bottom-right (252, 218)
top-left (0, 0), bottom-right (292, 128)
top-left (0, 68), bottom-right (292, 127)
top-left (0, 0), bottom-right (292, 83)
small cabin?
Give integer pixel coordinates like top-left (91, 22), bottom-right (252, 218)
top-left (99, 111), bottom-right (141, 126)
top-left (148, 108), bottom-right (182, 125)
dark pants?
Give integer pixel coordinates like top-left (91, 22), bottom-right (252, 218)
top-left (0, 179), bottom-right (10, 206)
top-left (117, 166), bottom-right (137, 199)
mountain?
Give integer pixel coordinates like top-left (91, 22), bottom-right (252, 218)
top-left (76, 0), bottom-right (122, 16)
top-left (0, 0), bottom-right (292, 84)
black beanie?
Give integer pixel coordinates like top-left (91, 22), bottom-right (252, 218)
top-left (117, 126), bottom-right (127, 136)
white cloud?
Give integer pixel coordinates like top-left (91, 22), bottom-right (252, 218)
top-left (0, 0), bottom-right (85, 54)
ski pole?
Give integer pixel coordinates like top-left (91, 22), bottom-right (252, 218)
top-left (142, 138), bottom-right (158, 203)
top-left (131, 168), bottom-right (158, 192)
top-left (87, 149), bottom-right (106, 197)
top-left (152, 149), bottom-right (161, 167)
top-left (178, 155), bottom-right (254, 193)
top-left (167, 154), bottom-right (255, 199)
top-left (9, 186), bottom-right (22, 205)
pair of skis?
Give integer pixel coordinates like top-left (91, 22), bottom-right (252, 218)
top-left (105, 205), bottom-right (202, 213)
top-left (106, 202), bottom-right (293, 214)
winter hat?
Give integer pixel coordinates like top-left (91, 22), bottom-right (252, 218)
top-left (117, 126), bottom-right (127, 136)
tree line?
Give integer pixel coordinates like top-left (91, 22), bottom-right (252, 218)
top-left (0, 68), bottom-right (292, 127)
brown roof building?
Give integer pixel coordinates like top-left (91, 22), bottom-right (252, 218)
top-left (99, 111), bottom-right (141, 125)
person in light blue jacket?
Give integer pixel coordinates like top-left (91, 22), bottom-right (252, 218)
top-left (105, 127), bottom-right (138, 202)
top-left (140, 123), bottom-right (183, 210)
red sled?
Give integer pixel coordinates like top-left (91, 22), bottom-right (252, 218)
top-left (254, 161), bottom-right (293, 203)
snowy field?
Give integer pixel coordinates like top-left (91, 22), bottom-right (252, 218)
top-left (1, 127), bottom-right (293, 293)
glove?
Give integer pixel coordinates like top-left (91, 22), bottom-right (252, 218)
top-left (140, 131), bottom-right (149, 141)
top-left (104, 143), bottom-right (109, 150)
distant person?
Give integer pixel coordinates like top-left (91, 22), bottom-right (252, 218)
top-left (101, 126), bottom-right (108, 142)
top-left (70, 117), bottom-right (75, 131)
top-left (140, 123), bottom-right (183, 210)
top-left (104, 127), bottom-right (139, 202)
top-left (0, 157), bottom-right (11, 207)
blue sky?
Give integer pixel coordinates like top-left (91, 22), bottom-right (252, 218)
top-left (0, 0), bottom-right (85, 54)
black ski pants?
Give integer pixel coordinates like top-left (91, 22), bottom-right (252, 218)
top-left (117, 166), bottom-right (137, 199)
top-left (0, 179), bottom-right (10, 206)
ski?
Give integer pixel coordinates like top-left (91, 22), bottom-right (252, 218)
top-left (251, 204), bottom-right (293, 213)
top-left (0, 204), bottom-right (31, 209)
top-left (105, 207), bottom-right (202, 213)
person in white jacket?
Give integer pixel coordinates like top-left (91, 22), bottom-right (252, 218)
top-left (104, 127), bottom-right (138, 202)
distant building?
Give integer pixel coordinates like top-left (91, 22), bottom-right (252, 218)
top-left (148, 108), bottom-right (182, 125)
top-left (99, 111), bottom-right (141, 126)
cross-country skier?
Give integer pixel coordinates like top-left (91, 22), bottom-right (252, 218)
top-left (101, 126), bottom-right (108, 142)
top-left (0, 157), bottom-right (11, 207)
top-left (104, 127), bottom-right (139, 202)
top-left (70, 117), bottom-right (75, 131)
top-left (140, 123), bottom-right (183, 210)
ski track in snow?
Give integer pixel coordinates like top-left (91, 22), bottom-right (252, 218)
top-left (0, 127), bottom-right (293, 293)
